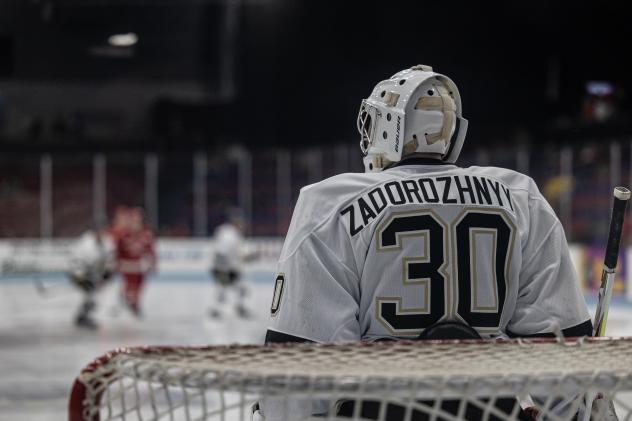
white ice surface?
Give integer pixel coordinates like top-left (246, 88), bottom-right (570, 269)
top-left (0, 275), bottom-right (272, 421)
top-left (1, 274), bottom-right (631, 421)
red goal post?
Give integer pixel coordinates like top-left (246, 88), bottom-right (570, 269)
top-left (69, 337), bottom-right (632, 421)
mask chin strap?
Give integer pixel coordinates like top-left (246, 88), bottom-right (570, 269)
top-left (444, 117), bottom-right (468, 163)
top-left (415, 85), bottom-right (457, 146)
top-left (372, 136), bottom-right (420, 170)
top-left (371, 154), bottom-right (390, 170)
top-left (402, 136), bottom-right (419, 156)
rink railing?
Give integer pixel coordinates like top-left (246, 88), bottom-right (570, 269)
top-left (0, 238), bottom-right (631, 301)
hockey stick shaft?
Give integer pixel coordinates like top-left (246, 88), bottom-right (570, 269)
top-left (593, 186), bottom-right (631, 337)
top-left (35, 275), bottom-right (73, 297)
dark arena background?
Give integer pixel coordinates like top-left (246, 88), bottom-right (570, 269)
top-left (0, 1), bottom-right (631, 419)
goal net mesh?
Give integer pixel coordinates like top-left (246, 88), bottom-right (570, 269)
top-left (69, 337), bottom-right (632, 421)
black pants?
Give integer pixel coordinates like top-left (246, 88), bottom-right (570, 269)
top-left (336, 397), bottom-right (533, 421)
top-left (335, 322), bottom-right (533, 420)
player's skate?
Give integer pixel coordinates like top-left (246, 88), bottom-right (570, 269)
top-left (75, 298), bottom-right (98, 330)
top-left (235, 303), bottom-right (252, 319)
top-left (75, 314), bottom-right (98, 330)
top-left (208, 286), bottom-right (227, 319)
top-left (208, 308), bottom-right (222, 319)
top-left (234, 284), bottom-right (251, 318)
top-left (127, 302), bottom-right (143, 318)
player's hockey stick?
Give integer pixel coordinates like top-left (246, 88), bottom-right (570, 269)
top-left (586, 188), bottom-right (630, 421)
top-left (34, 274), bottom-right (73, 297)
top-left (593, 186), bottom-right (631, 337)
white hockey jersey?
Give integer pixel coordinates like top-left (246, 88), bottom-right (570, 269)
top-left (212, 223), bottom-right (246, 272)
top-left (71, 230), bottom-right (116, 280)
top-left (267, 162), bottom-right (591, 342)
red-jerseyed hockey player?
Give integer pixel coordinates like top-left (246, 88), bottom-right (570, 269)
top-left (108, 205), bottom-right (129, 244)
top-left (115, 207), bottom-right (156, 317)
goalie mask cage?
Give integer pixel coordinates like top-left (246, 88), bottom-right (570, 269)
top-left (69, 337), bottom-right (632, 421)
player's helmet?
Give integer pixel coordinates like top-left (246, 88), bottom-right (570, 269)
top-left (357, 65), bottom-right (468, 172)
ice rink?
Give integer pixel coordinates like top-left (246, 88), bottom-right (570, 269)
top-left (1, 273), bottom-right (631, 421)
top-left (0, 273), bottom-right (274, 421)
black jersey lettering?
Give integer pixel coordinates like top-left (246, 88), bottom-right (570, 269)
top-left (454, 175), bottom-right (475, 203)
top-left (368, 187), bottom-right (388, 214)
top-left (384, 181), bottom-right (406, 205)
top-left (473, 176), bottom-right (492, 205)
top-left (401, 179), bottom-right (423, 203)
top-left (487, 179), bottom-right (504, 207)
top-left (358, 197), bottom-right (378, 226)
top-left (501, 184), bottom-right (514, 212)
top-left (436, 176), bottom-right (458, 204)
top-left (340, 204), bottom-right (364, 236)
top-left (418, 178), bottom-right (440, 203)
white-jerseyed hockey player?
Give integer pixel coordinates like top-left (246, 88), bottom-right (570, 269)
top-left (255, 65), bottom-right (593, 420)
top-left (209, 209), bottom-right (256, 318)
top-left (69, 227), bottom-right (116, 329)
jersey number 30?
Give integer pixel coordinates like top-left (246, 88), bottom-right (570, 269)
top-left (376, 209), bottom-right (515, 336)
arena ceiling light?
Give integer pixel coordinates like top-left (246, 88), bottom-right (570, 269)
top-left (107, 33), bottom-right (138, 47)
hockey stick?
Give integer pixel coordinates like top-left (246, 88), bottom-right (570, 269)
top-left (593, 186), bottom-right (631, 337)
top-left (34, 273), bottom-right (74, 297)
top-left (583, 187), bottom-right (630, 421)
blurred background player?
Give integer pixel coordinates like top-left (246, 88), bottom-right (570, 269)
top-left (114, 207), bottom-right (156, 317)
top-left (68, 225), bottom-right (116, 329)
top-left (209, 208), bottom-right (257, 319)
top-left (108, 206), bottom-right (130, 243)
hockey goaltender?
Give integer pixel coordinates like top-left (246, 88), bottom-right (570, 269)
top-left (256, 65), bottom-right (594, 421)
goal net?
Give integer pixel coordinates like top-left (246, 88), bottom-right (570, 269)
top-left (69, 337), bottom-right (632, 421)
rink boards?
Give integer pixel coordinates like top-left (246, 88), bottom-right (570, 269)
top-left (0, 238), bottom-right (631, 301)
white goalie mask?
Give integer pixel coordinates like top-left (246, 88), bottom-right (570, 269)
top-left (357, 65), bottom-right (468, 172)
